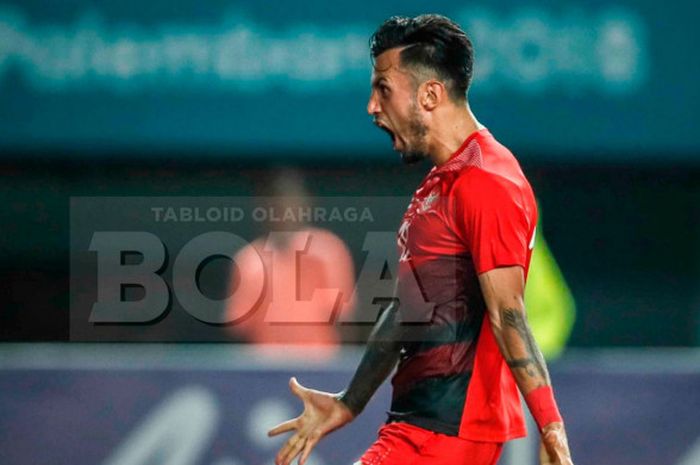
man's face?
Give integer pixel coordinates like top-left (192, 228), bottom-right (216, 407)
top-left (367, 48), bottom-right (429, 164)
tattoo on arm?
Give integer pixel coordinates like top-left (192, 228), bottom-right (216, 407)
top-left (502, 308), bottom-right (550, 384)
top-left (507, 357), bottom-right (538, 378)
top-left (338, 304), bottom-right (403, 415)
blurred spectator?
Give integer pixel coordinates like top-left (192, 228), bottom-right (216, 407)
top-left (225, 169), bottom-right (355, 359)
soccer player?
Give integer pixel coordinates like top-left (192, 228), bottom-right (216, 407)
top-left (268, 14), bottom-right (574, 465)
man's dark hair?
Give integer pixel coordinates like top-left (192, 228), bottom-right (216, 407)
top-left (369, 14), bottom-right (474, 102)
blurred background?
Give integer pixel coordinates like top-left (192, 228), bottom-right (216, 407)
top-left (1, 0), bottom-right (699, 464)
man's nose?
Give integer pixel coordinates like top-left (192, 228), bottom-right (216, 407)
top-left (367, 92), bottom-right (380, 116)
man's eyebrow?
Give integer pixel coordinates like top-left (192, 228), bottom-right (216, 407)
top-left (371, 76), bottom-right (388, 88)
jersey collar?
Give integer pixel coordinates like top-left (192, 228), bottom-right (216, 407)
top-left (431, 128), bottom-right (489, 176)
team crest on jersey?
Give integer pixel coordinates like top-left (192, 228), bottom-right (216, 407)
top-left (398, 187), bottom-right (440, 262)
top-left (419, 189), bottom-right (440, 213)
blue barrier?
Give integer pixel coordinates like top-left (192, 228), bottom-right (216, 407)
top-left (1, 344), bottom-right (699, 465)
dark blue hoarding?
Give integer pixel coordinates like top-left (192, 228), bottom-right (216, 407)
top-left (1, 345), bottom-right (700, 465)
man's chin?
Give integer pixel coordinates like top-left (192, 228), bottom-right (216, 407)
top-left (400, 150), bottom-right (427, 165)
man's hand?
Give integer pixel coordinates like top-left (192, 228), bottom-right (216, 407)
top-left (539, 422), bottom-right (574, 465)
top-left (268, 377), bottom-right (355, 465)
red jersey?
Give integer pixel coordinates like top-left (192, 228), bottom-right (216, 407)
top-left (390, 128), bottom-right (537, 442)
top-left (226, 228), bottom-right (356, 359)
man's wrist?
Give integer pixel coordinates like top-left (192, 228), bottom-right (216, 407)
top-left (525, 385), bottom-right (563, 431)
top-left (541, 421), bottom-right (565, 433)
top-left (336, 390), bottom-right (362, 417)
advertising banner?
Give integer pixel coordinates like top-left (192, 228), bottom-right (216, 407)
top-left (0, 0), bottom-right (697, 159)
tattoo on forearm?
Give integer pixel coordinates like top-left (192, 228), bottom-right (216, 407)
top-left (339, 340), bottom-right (400, 415)
top-left (338, 304), bottom-right (403, 415)
top-left (502, 308), bottom-right (550, 384)
top-left (506, 357), bottom-right (538, 377)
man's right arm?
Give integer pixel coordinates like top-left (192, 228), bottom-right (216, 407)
top-left (268, 302), bottom-right (404, 465)
top-left (338, 302), bottom-right (404, 415)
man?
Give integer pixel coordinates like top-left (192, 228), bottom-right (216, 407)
top-left (268, 14), bottom-right (574, 465)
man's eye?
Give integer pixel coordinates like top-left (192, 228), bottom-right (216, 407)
top-left (380, 85), bottom-right (390, 96)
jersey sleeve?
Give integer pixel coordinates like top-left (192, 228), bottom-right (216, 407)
top-left (451, 170), bottom-right (533, 274)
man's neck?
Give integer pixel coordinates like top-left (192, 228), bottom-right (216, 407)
top-left (428, 103), bottom-right (483, 166)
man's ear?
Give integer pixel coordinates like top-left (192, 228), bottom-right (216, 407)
top-left (420, 80), bottom-right (445, 111)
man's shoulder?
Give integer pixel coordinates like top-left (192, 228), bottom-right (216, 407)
top-left (453, 136), bottom-right (530, 192)
top-left (447, 161), bottom-right (535, 219)
top-left (450, 165), bottom-right (521, 197)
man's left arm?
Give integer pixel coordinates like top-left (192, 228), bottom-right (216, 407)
top-left (478, 266), bottom-right (574, 465)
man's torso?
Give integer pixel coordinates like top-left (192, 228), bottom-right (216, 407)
top-left (390, 128), bottom-right (537, 442)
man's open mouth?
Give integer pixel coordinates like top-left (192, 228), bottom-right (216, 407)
top-left (375, 121), bottom-right (396, 144)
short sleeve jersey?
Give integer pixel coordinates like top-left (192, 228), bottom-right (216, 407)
top-left (391, 128), bottom-right (537, 442)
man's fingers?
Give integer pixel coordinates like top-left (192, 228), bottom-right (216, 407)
top-left (268, 418), bottom-right (298, 437)
top-left (279, 434), bottom-right (306, 465)
top-left (542, 430), bottom-right (573, 465)
top-left (299, 431), bottom-right (321, 465)
top-left (539, 439), bottom-right (554, 464)
top-left (275, 433), bottom-right (301, 465)
top-left (289, 377), bottom-right (307, 399)
top-left (546, 432), bottom-right (566, 454)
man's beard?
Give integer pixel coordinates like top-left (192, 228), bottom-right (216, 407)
top-left (399, 103), bottom-right (429, 165)
top-left (400, 148), bottom-right (428, 165)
